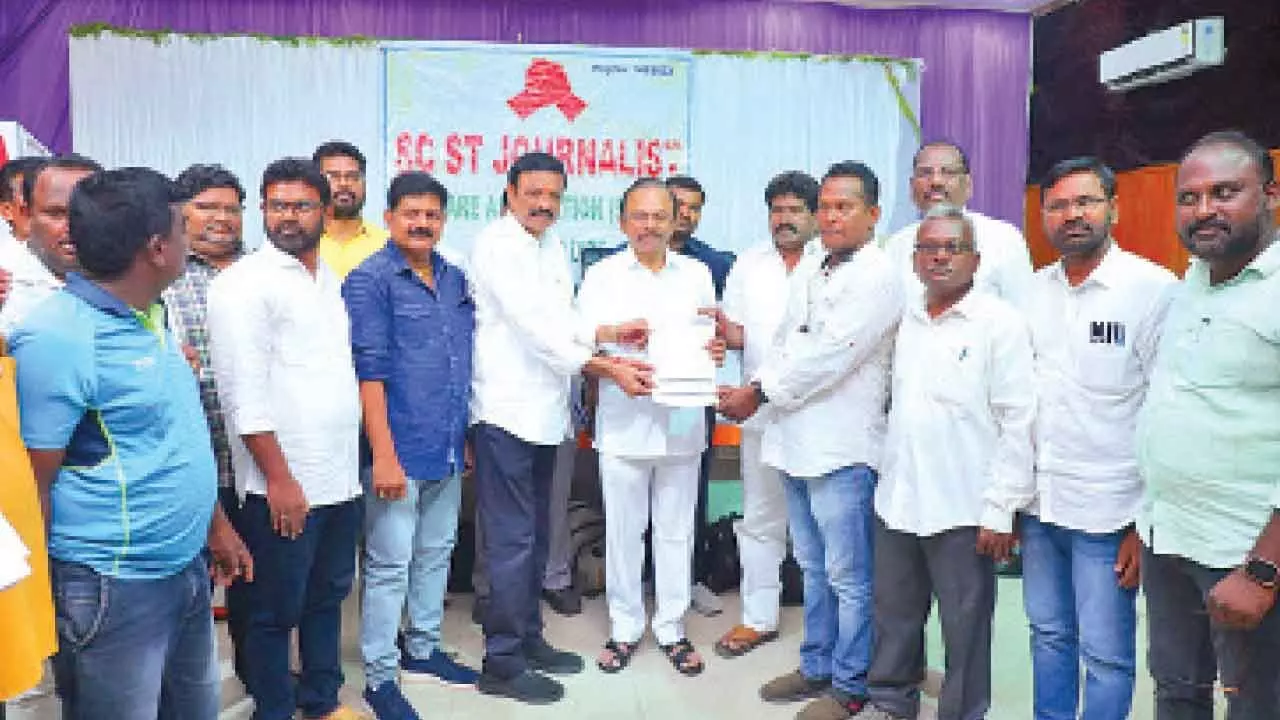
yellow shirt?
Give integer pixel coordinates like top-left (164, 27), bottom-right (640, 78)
top-left (319, 221), bottom-right (389, 280)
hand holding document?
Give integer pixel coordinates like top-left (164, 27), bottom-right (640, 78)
top-left (648, 315), bottom-right (718, 408)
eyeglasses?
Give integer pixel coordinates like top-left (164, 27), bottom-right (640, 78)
top-left (914, 241), bottom-right (975, 255)
top-left (912, 166), bottom-right (967, 181)
top-left (323, 171), bottom-right (363, 184)
top-left (190, 201), bottom-right (244, 216)
top-left (1044, 196), bottom-right (1108, 214)
top-left (264, 200), bottom-right (322, 215)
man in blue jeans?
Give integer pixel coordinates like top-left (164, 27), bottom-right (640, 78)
top-left (720, 161), bottom-right (903, 720)
top-left (343, 172), bottom-right (477, 718)
top-left (13, 167), bottom-right (252, 720)
top-left (1022, 156), bottom-right (1177, 720)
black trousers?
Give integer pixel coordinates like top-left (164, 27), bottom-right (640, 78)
top-left (473, 422), bottom-right (558, 679)
top-left (216, 486), bottom-right (250, 685)
top-left (1143, 547), bottom-right (1280, 720)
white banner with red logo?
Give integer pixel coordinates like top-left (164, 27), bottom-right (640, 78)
top-left (383, 44), bottom-right (692, 268)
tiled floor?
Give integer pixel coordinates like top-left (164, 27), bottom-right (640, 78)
top-left (9, 578), bottom-right (1224, 719)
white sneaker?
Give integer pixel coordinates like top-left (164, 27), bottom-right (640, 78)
top-left (691, 582), bottom-right (723, 616)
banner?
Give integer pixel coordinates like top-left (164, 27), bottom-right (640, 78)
top-left (383, 44), bottom-right (692, 273)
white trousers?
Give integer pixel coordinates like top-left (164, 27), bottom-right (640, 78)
top-left (736, 428), bottom-right (788, 632)
top-left (599, 452), bottom-right (701, 646)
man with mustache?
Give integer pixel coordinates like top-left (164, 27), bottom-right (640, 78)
top-left (207, 158), bottom-right (365, 720)
top-left (580, 178), bottom-right (724, 678)
top-left (856, 204), bottom-right (1034, 720)
top-left (881, 142), bottom-right (1033, 306)
top-left (343, 172), bottom-right (478, 719)
top-left (720, 162), bottom-right (902, 720)
top-left (315, 140), bottom-right (389, 280)
top-left (468, 152), bottom-right (653, 704)
top-left (711, 171), bottom-right (822, 659)
top-left (1137, 130), bottom-right (1280, 719)
top-left (160, 163), bottom-right (252, 680)
top-left (0, 155), bottom-right (102, 336)
top-left (1020, 157), bottom-right (1175, 720)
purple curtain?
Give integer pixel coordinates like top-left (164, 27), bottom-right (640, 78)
top-left (0, 0), bottom-right (1031, 225)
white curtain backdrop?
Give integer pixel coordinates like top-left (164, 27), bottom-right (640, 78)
top-left (70, 35), bottom-right (918, 252)
top-left (71, 35), bottom-right (384, 248)
top-left (690, 54), bottom-right (919, 254)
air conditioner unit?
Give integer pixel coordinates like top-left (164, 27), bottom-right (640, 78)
top-left (1099, 17), bottom-right (1225, 93)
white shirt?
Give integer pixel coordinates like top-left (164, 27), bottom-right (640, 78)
top-left (0, 238), bottom-right (62, 338)
top-left (756, 243), bottom-right (903, 478)
top-left (722, 239), bottom-right (821, 431)
top-left (469, 215), bottom-right (593, 445)
top-left (206, 242), bottom-right (362, 507)
top-left (577, 248), bottom-right (713, 459)
top-left (1027, 245), bottom-right (1176, 533)
top-left (877, 290), bottom-right (1035, 535)
top-left (882, 208), bottom-right (1034, 307)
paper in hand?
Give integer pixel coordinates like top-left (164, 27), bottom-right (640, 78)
top-left (648, 316), bottom-right (717, 408)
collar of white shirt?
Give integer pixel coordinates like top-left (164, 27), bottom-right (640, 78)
top-left (908, 284), bottom-right (981, 322)
top-left (1047, 242), bottom-right (1126, 290)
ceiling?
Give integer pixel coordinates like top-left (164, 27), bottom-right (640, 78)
top-left (824, 0), bottom-right (1076, 14)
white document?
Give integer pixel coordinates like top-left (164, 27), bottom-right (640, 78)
top-left (0, 511), bottom-right (32, 591)
top-left (648, 318), bottom-right (717, 408)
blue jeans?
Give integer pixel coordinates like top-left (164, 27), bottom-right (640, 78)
top-left (1021, 515), bottom-right (1137, 720)
top-left (239, 496), bottom-right (360, 720)
top-left (360, 473), bottom-right (462, 687)
top-left (50, 554), bottom-right (218, 720)
top-left (783, 464), bottom-right (877, 697)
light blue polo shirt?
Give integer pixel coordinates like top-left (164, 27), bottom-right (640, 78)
top-left (12, 273), bottom-right (217, 580)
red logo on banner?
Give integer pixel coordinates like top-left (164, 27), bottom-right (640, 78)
top-left (507, 59), bottom-right (587, 122)
top-left (0, 136), bottom-right (8, 168)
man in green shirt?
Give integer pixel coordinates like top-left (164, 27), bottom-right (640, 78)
top-left (1136, 130), bottom-right (1280, 719)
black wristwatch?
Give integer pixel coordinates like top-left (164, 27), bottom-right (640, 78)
top-left (1243, 557), bottom-right (1279, 591)
top-left (750, 380), bottom-right (769, 405)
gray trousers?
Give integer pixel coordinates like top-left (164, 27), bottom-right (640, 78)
top-left (868, 519), bottom-right (995, 720)
top-left (473, 438), bottom-right (577, 597)
top-left (1143, 547), bottom-right (1280, 720)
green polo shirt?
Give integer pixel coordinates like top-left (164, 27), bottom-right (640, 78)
top-left (1136, 238), bottom-right (1280, 569)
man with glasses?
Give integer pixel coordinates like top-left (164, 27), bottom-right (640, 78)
top-left (881, 141), bottom-right (1033, 306)
top-left (314, 140), bottom-right (388, 280)
top-left (856, 204), bottom-right (1034, 720)
top-left (1021, 157), bottom-right (1175, 720)
top-left (208, 158), bottom-right (365, 720)
top-left (161, 163), bottom-right (252, 682)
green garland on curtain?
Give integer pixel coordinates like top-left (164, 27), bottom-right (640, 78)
top-left (67, 25), bottom-right (922, 139)
top-left (693, 49), bottom-right (922, 142)
top-left (68, 23), bottom-right (376, 47)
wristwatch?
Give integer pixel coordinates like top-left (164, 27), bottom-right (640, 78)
top-left (749, 380), bottom-right (769, 405)
top-left (1243, 557), bottom-right (1279, 591)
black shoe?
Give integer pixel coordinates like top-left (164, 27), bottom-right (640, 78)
top-left (471, 597), bottom-right (488, 626)
top-left (524, 639), bottom-right (585, 675)
top-left (541, 586), bottom-right (582, 616)
top-left (477, 669), bottom-right (565, 705)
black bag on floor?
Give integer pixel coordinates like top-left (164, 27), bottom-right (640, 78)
top-left (780, 547), bottom-right (804, 606)
top-left (702, 513), bottom-right (743, 594)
